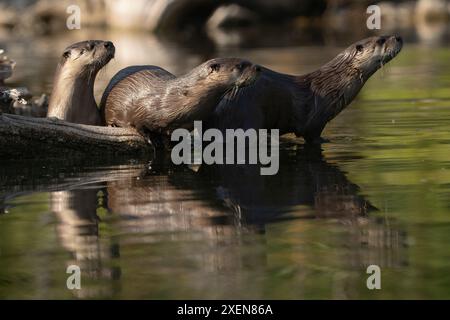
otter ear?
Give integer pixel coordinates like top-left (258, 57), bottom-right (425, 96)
top-left (209, 63), bottom-right (221, 73)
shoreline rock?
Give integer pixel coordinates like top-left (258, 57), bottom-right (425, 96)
top-left (0, 48), bottom-right (48, 116)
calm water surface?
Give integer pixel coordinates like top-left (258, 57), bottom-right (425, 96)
top-left (0, 31), bottom-right (449, 299)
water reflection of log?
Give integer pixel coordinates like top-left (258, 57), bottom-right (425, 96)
top-left (0, 158), bottom-right (148, 196)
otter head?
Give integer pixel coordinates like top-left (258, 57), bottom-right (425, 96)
top-left (170, 58), bottom-right (260, 127)
top-left (306, 36), bottom-right (403, 135)
top-left (311, 35), bottom-right (403, 102)
top-left (59, 40), bottom-right (115, 77)
top-left (198, 58), bottom-right (261, 92)
top-left (47, 40), bottom-right (115, 124)
top-left (349, 35), bottom-right (403, 80)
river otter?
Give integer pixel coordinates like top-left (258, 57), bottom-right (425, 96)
top-left (206, 35), bottom-right (403, 143)
top-left (101, 58), bottom-right (260, 136)
top-left (47, 40), bottom-right (115, 125)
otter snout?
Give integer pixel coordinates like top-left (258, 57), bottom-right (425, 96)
top-left (385, 35), bottom-right (403, 48)
top-left (377, 35), bottom-right (403, 48)
top-left (384, 35), bottom-right (403, 58)
top-left (96, 40), bottom-right (115, 59)
top-left (103, 41), bottom-right (115, 58)
top-left (84, 40), bottom-right (115, 57)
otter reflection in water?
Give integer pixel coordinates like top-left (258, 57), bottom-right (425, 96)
top-left (29, 146), bottom-right (406, 297)
top-left (49, 181), bottom-right (121, 298)
top-left (103, 145), bottom-right (403, 263)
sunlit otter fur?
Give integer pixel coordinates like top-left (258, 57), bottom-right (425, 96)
top-left (47, 40), bottom-right (115, 125)
top-left (206, 35), bottom-right (403, 143)
top-left (101, 58), bottom-right (261, 136)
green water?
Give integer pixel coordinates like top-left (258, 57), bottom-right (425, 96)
top-left (0, 35), bottom-right (450, 299)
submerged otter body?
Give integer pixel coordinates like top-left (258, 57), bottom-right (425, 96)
top-left (206, 35), bottom-right (403, 143)
top-left (101, 58), bottom-right (260, 135)
top-left (47, 40), bottom-right (115, 125)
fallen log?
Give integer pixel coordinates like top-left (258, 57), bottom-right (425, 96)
top-left (0, 113), bottom-right (153, 158)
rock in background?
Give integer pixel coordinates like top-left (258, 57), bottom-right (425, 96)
top-left (0, 49), bottom-right (14, 84)
top-left (0, 0), bottom-right (326, 34)
top-left (0, 0), bottom-right (448, 40)
top-left (0, 49), bottom-right (47, 116)
top-left (0, 0), bottom-right (106, 34)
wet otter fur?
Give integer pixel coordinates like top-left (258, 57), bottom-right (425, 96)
top-left (101, 58), bottom-right (261, 138)
top-left (206, 35), bottom-right (403, 143)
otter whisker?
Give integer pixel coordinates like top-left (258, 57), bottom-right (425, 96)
top-left (222, 84), bottom-right (242, 102)
top-left (232, 86), bottom-right (240, 100)
top-left (230, 87), bottom-right (236, 100)
top-left (235, 86), bottom-right (244, 99)
top-left (229, 86), bottom-right (235, 100)
top-left (221, 87), bottom-right (234, 103)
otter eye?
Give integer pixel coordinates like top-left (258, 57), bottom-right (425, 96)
top-left (80, 49), bottom-right (86, 55)
top-left (377, 38), bottom-right (386, 46)
top-left (356, 45), bottom-right (363, 52)
top-left (210, 63), bottom-right (220, 72)
top-left (63, 51), bottom-right (71, 58)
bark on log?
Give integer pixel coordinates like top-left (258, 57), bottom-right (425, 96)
top-left (0, 113), bottom-right (153, 158)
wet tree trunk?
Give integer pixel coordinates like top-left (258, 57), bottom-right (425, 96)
top-left (0, 113), bottom-right (152, 158)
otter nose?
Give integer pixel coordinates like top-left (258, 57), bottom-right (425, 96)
top-left (104, 41), bottom-right (113, 49)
